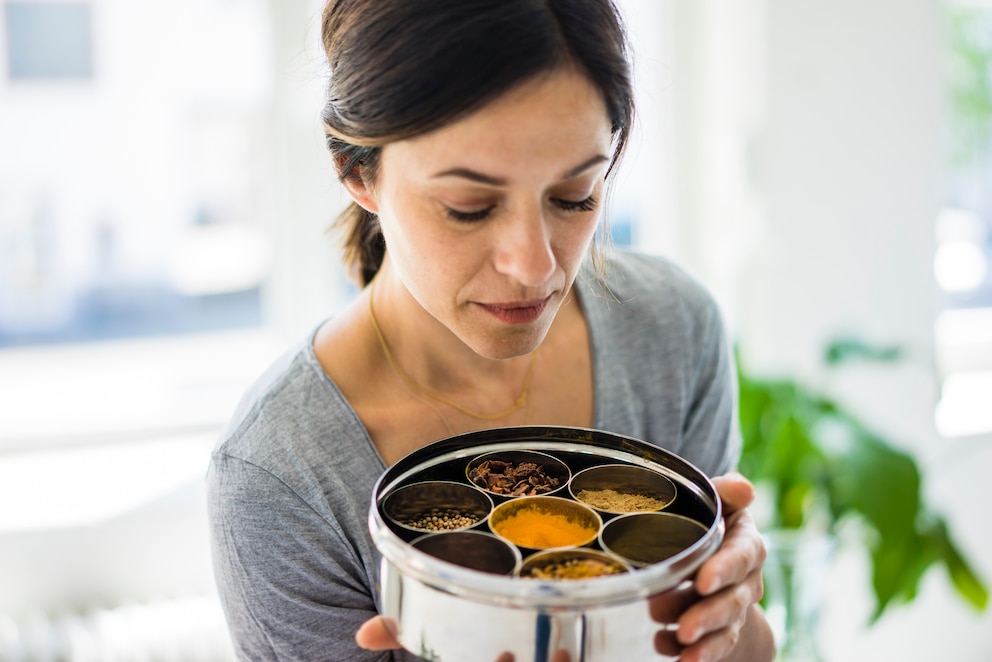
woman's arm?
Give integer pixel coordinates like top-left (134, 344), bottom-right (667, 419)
top-left (208, 453), bottom-right (399, 662)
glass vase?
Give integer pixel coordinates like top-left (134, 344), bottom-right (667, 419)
top-left (762, 530), bottom-right (834, 662)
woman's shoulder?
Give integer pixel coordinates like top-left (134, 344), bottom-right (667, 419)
top-left (583, 249), bottom-right (722, 323)
top-left (213, 329), bottom-right (366, 467)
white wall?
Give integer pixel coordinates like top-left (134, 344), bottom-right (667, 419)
top-left (660, 1), bottom-right (992, 659)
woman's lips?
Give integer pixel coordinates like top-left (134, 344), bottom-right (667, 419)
top-left (477, 297), bottom-right (551, 324)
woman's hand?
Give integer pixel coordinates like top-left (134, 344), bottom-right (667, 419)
top-left (357, 617), bottom-right (520, 661)
top-left (355, 616), bottom-right (400, 651)
top-left (669, 471), bottom-right (773, 662)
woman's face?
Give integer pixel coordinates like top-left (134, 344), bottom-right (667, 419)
top-left (359, 67), bottom-right (613, 360)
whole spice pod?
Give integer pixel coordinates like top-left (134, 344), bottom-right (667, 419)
top-left (466, 450), bottom-right (570, 498)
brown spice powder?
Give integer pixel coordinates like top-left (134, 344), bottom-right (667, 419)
top-left (576, 488), bottom-right (669, 513)
top-left (523, 557), bottom-right (626, 580)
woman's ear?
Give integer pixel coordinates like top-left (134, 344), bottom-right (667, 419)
top-left (335, 155), bottom-right (379, 214)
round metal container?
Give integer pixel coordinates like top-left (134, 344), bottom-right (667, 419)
top-left (370, 426), bottom-right (725, 662)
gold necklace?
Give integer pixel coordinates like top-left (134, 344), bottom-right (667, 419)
top-left (368, 283), bottom-right (537, 420)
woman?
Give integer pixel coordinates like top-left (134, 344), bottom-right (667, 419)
top-left (208, 1), bottom-right (773, 660)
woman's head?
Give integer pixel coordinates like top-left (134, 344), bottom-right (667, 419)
top-left (321, 0), bottom-right (634, 286)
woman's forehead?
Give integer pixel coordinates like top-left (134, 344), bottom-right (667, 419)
top-left (382, 68), bottom-right (613, 181)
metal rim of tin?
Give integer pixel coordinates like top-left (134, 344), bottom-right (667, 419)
top-left (370, 425), bottom-right (725, 610)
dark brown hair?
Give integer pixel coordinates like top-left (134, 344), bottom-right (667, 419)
top-left (321, 0), bottom-right (634, 285)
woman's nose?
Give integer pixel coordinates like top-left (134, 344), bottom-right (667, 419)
top-left (492, 205), bottom-right (556, 286)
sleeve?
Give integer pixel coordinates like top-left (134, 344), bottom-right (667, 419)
top-left (207, 453), bottom-right (407, 662)
top-left (680, 292), bottom-right (741, 478)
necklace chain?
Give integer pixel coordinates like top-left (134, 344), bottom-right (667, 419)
top-left (368, 283), bottom-right (537, 421)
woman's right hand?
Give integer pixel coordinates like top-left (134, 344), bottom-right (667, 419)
top-left (356, 617), bottom-right (549, 662)
top-left (355, 616), bottom-right (401, 651)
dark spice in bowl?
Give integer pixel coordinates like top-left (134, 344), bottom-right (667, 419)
top-left (469, 458), bottom-right (561, 496)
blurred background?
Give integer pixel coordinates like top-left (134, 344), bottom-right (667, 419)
top-left (1, 0), bottom-right (990, 659)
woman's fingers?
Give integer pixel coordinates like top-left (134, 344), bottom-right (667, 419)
top-left (355, 616), bottom-right (401, 650)
top-left (358, 618), bottom-right (523, 662)
top-left (694, 507), bottom-right (767, 596)
top-left (677, 603), bottom-right (770, 662)
top-left (669, 471), bottom-right (767, 660)
top-left (678, 568), bottom-right (764, 645)
top-left (693, 473), bottom-right (765, 598)
top-left (649, 580), bottom-right (700, 623)
top-left (711, 472), bottom-right (755, 515)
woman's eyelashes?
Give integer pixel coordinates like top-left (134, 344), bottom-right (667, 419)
top-left (444, 195), bottom-right (599, 223)
top-left (446, 206), bottom-right (494, 222)
top-left (553, 194), bottom-right (598, 213)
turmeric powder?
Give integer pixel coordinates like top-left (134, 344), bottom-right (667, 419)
top-left (493, 507), bottom-right (597, 549)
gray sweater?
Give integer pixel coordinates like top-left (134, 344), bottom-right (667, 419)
top-left (207, 251), bottom-right (740, 661)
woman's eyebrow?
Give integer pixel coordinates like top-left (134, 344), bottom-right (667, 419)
top-left (430, 154), bottom-right (610, 186)
top-left (431, 168), bottom-right (506, 186)
top-left (564, 154), bottom-right (609, 178)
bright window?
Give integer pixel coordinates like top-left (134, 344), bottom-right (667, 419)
top-left (4, 1), bottom-right (93, 80)
top-left (935, 1), bottom-right (992, 438)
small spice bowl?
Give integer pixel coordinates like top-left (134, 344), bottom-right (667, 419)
top-left (466, 450), bottom-right (570, 498)
top-left (411, 530), bottom-right (521, 576)
top-left (600, 512), bottom-right (709, 568)
top-left (570, 464), bottom-right (677, 515)
top-left (518, 548), bottom-right (630, 580)
top-left (489, 495), bottom-right (601, 551)
top-left (382, 480), bottom-right (493, 541)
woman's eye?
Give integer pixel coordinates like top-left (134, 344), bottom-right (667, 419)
top-left (445, 206), bottom-right (493, 222)
top-left (444, 195), bottom-right (597, 222)
top-left (552, 195), bottom-right (598, 213)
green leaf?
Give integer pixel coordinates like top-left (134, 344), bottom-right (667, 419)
top-left (824, 338), bottom-right (904, 366)
top-left (933, 519), bottom-right (990, 611)
top-left (735, 343), bottom-right (989, 623)
top-left (868, 529), bottom-right (935, 622)
top-left (840, 431), bottom-right (920, 541)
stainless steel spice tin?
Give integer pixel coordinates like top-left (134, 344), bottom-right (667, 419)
top-left (369, 426), bottom-right (725, 662)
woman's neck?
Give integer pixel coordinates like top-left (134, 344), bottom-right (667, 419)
top-left (367, 265), bottom-right (540, 409)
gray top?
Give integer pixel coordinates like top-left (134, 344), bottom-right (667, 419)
top-left (207, 251), bottom-right (740, 661)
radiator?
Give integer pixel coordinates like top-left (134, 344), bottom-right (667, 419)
top-left (0, 595), bottom-right (236, 662)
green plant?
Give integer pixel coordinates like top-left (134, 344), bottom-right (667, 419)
top-left (948, 6), bottom-right (992, 170)
top-left (737, 340), bottom-right (988, 622)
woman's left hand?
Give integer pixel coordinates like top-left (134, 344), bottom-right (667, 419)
top-left (669, 471), bottom-right (771, 662)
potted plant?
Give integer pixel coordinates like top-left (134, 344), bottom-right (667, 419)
top-left (736, 339), bottom-right (988, 660)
